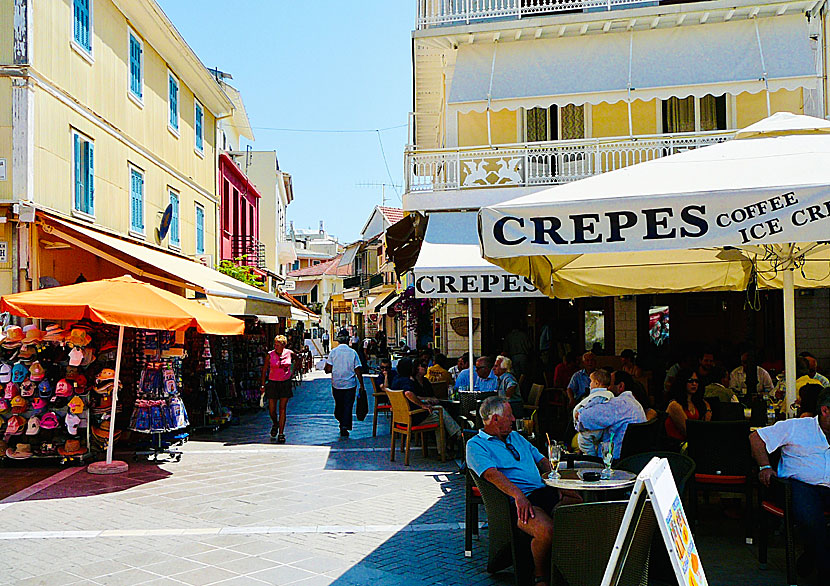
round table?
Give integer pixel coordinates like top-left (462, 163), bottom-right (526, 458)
top-left (544, 468), bottom-right (637, 493)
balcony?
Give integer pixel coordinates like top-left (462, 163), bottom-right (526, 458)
top-left (343, 275), bottom-right (362, 290)
top-left (230, 235), bottom-right (266, 271)
top-left (343, 273), bottom-right (387, 292)
top-left (405, 130), bottom-right (733, 198)
top-left (416, 0), bottom-right (661, 29)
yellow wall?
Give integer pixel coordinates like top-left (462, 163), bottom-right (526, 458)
top-left (592, 100), bottom-right (657, 138)
top-left (0, 79), bottom-right (12, 200)
top-left (457, 109), bottom-right (517, 146)
top-left (0, 0), bottom-right (12, 64)
top-left (736, 89), bottom-right (803, 128)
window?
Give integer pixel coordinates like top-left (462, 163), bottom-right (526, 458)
top-left (292, 261), bottom-right (300, 271)
top-left (525, 105), bottom-right (585, 142)
top-left (662, 95), bottom-right (728, 133)
top-left (129, 167), bottom-right (144, 234)
top-left (128, 32), bottom-right (143, 100)
top-left (194, 101), bottom-right (204, 153)
top-left (73, 0), bottom-right (92, 53)
top-left (195, 204), bottom-right (205, 254)
top-left (169, 191), bottom-right (180, 247)
top-left (72, 132), bottom-right (94, 216)
top-left (700, 95), bottom-right (727, 132)
top-left (168, 73), bottom-right (179, 132)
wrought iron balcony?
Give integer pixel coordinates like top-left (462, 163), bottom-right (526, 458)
top-left (405, 130), bottom-right (733, 195)
top-left (343, 275), bottom-right (362, 290)
top-left (416, 0), bottom-right (661, 29)
top-left (230, 235), bottom-right (266, 270)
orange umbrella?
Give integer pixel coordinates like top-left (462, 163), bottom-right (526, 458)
top-left (1, 275), bottom-right (244, 335)
top-left (1, 275), bottom-right (244, 471)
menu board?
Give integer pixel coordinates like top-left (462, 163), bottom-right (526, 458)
top-left (601, 457), bottom-right (707, 586)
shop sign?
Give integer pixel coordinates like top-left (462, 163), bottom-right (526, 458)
top-left (282, 280), bottom-right (296, 291)
top-left (0, 241), bottom-right (6, 263)
top-left (351, 298), bottom-right (367, 313)
top-left (414, 273), bottom-right (543, 298)
top-left (0, 159), bottom-right (6, 181)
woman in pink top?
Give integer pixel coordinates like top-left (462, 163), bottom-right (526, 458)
top-left (260, 335), bottom-right (294, 443)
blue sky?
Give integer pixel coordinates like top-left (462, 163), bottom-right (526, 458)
top-left (158, 1), bottom-right (413, 243)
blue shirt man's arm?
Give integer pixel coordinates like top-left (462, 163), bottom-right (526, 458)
top-left (577, 398), bottom-right (619, 431)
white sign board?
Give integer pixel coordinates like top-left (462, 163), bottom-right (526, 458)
top-left (0, 241), bottom-right (7, 263)
top-left (0, 159), bottom-right (6, 181)
top-left (282, 280), bottom-right (296, 291)
top-left (602, 457), bottom-right (707, 586)
top-left (413, 273), bottom-right (543, 298)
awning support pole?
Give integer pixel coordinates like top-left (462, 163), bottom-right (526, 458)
top-left (88, 325), bottom-right (129, 474)
top-left (486, 40), bottom-right (498, 147)
top-left (468, 297), bottom-right (474, 389)
top-left (627, 33), bottom-right (634, 138)
top-left (753, 17), bottom-right (772, 117)
top-left (783, 268), bottom-right (797, 414)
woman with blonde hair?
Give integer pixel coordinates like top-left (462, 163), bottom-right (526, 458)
top-left (261, 334), bottom-right (294, 443)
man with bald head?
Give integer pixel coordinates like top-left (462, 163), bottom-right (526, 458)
top-left (566, 352), bottom-right (596, 409)
top-left (801, 352), bottom-right (830, 388)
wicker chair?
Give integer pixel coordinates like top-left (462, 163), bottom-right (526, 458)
top-left (618, 418), bottom-right (661, 460)
top-left (370, 376), bottom-right (391, 437)
top-left (616, 452), bottom-right (696, 503)
top-left (551, 500), bottom-right (657, 586)
top-left (470, 471), bottom-right (535, 586)
top-left (465, 468), bottom-right (482, 557)
top-left (387, 389), bottom-right (445, 466)
top-left (524, 383), bottom-right (544, 414)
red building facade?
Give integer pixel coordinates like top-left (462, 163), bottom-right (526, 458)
top-left (218, 153), bottom-right (263, 270)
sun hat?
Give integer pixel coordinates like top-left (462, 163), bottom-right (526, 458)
top-left (92, 420), bottom-right (120, 442)
top-left (2, 326), bottom-right (24, 348)
top-left (68, 347), bottom-right (84, 367)
top-left (42, 324), bottom-right (66, 343)
top-left (4, 382), bottom-right (20, 399)
top-left (94, 393), bottom-right (112, 413)
top-left (39, 412), bottom-right (59, 430)
top-left (37, 379), bottom-right (54, 399)
top-left (25, 416), bottom-right (40, 435)
top-left (20, 379), bottom-right (36, 397)
top-left (81, 347), bottom-right (96, 367)
top-left (6, 443), bottom-right (33, 459)
top-left (21, 325), bottom-right (44, 345)
top-left (0, 363), bottom-right (11, 384)
top-left (67, 329), bottom-right (92, 348)
top-left (67, 395), bottom-right (85, 414)
top-left (28, 361), bottom-right (46, 382)
top-left (17, 346), bottom-right (36, 360)
top-left (11, 396), bottom-right (28, 414)
top-left (65, 412), bottom-right (81, 435)
top-left (31, 397), bottom-right (47, 412)
top-left (57, 438), bottom-right (86, 456)
top-left (55, 379), bottom-right (73, 398)
top-left (6, 415), bottom-right (26, 435)
top-left (96, 368), bottom-right (115, 383)
top-left (11, 362), bottom-right (28, 383)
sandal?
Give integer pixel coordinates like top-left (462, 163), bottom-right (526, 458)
top-left (277, 434), bottom-right (286, 444)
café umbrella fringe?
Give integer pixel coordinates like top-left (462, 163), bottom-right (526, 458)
top-left (1, 275), bottom-right (244, 473)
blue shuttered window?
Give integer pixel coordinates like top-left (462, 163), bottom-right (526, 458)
top-left (170, 192), bottom-right (180, 247)
top-left (73, 0), bottom-right (91, 52)
top-left (129, 34), bottom-right (142, 99)
top-left (195, 205), bottom-right (205, 254)
top-left (130, 169), bottom-right (144, 233)
top-left (168, 74), bottom-right (179, 130)
top-left (195, 102), bottom-right (204, 152)
top-left (73, 133), bottom-right (94, 216)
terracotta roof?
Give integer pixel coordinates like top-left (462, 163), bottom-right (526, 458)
top-left (287, 255), bottom-right (352, 277)
top-left (378, 207), bottom-right (404, 225)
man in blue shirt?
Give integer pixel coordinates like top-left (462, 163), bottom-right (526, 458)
top-left (467, 396), bottom-right (565, 586)
top-left (567, 351), bottom-right (596, 408)
top-left (576, 370), bottom-right (646, 459)
top-left (454, 355), bottom-right (499, 392)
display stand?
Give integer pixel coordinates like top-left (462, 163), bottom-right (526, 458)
top-left (602, 457), bottom-right (708, 586)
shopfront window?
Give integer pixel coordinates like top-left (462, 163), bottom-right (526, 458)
top-left (584, 310), bottom-right (605, 354)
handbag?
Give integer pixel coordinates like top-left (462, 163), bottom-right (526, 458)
top-left (356, 389), bottom-right (368, 421)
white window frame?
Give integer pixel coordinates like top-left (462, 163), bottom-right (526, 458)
top-left (70, 0), bottom-right (94, 64)
top-left (70, 129), bottom-right (95, 221)
top-left (194, 100), bottom-right (205, 157)
top-left (127, 28), bottom-right (144, 108)
top-left (195, 202), bottom-right (205, 254)
top-left (128, 164), bottom-right (145, 239)
top-left (168, 71), bottom-right (180, 137)
top-left (168, 189), bottom-right (181, 250)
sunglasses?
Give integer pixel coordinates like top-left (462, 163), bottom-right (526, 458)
top-left (506, 443), bottom-right (520, 461)
top-left (687, 378), bottom-right (700, 384)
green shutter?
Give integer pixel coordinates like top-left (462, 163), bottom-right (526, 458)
top-left (74, 134), bottom-right (83, 211)
top-left (85, 141), bottom-right (94, 214)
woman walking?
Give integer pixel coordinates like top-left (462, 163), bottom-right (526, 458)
top-left (261, 335), bottom-right (293, 443)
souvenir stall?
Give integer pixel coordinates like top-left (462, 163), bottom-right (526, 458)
top-left (1, 275), bottom-right (244, 474)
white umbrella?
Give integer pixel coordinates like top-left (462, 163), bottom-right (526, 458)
top-left (479, 113), bottom-right (830, 409)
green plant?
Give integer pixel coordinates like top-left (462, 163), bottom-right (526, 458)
top-left (217, 256), bottom-right (264, 289)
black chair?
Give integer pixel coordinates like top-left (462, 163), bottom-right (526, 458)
top-left (616, 451), bottom-right (696, 503)
top-left (550, 500), bottom-right (657, 586)
top-left (685, 420), bottom-right (754, 544)
top-left (619, 417), bottom-right (660, 459)
top-left (470, 470), bottom-right (534, 586)
top-left (714, 401), bottom-right (746, 421)
top-left (465, 468), bottom-right (482, 558)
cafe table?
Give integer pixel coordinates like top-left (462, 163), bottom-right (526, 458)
top-left (544, 467), bottom-right (637, 502)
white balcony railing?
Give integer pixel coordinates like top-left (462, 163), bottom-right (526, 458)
top-left (416, 0), bottom-right (659, 29)
top-left (405, 131), bottom-right (734, 194)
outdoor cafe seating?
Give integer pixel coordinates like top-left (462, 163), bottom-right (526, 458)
top-left (386, 389), bottom-right (445, 466)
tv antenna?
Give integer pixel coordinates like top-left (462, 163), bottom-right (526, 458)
top-left (357, 181), bottom-right (402, 206)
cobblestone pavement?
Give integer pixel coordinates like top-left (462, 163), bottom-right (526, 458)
top-left (0, 370), bottom-right (794, 585)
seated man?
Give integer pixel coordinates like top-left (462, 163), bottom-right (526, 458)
top-left (572, 369), bottom-right (614, 456)
top-left (750, 388), bottom-right (830, 578)
top-left (566, 351), bottom-right (596, 409)
top-left (575, 372), bottom-right (647, 459)
top-left (705, 366), bottom-right (739, 404)
top-left (729, 352), bottom-right (774, 396)
top-left (454, 355), bottom-right (499, 392)
top-left (426, 353), bottom-right (453, 385)
top-left (467, 396), bottom-right (577, 586)
top-left (801, 352), bottom-right (830, 388)
top-left (448, 353), bottom-right (469, 382)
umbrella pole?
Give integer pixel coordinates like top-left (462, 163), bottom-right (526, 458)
top-left (88, 325), bottom-right (129, 474)
top-left (468, 298), bottom-right (474, 389)
top-left (783, 269), bottom-right (797, 415)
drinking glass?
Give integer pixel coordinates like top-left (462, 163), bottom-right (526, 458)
top-left (600, 441), bottom-right (614, 479)
top-left (548, 443), bottom-right (562, 480)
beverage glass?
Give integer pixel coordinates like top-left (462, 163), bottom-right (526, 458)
top-left (548, 443), bottom-right (562, 480)
top-left (600, 441), bottom-right (614, 479)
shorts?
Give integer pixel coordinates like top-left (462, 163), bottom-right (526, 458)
top-left (525, 486), bottom-right (560, 515)
top-left (264, 380), bottom-right (293, 400)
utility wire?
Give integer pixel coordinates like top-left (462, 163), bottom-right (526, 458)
top-left (223, 123), bottom-right (407, 134)
top-left (376, 130), bottom-right (401, 200)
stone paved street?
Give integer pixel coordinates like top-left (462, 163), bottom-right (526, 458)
top-left (0, 371), bottom-right (796, 585)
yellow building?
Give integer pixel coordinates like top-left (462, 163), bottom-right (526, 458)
top-left (0, 0), bottom-right (233, 296)
top-left (407, 0), bottom-right (827, 363)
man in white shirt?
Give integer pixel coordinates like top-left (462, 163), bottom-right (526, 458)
top-left (325, 334), bottom-right (366, 438)
top-left (730, 352), bottom-right (774, 396)
top-left (751, 388), bottom-right (830, 578)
